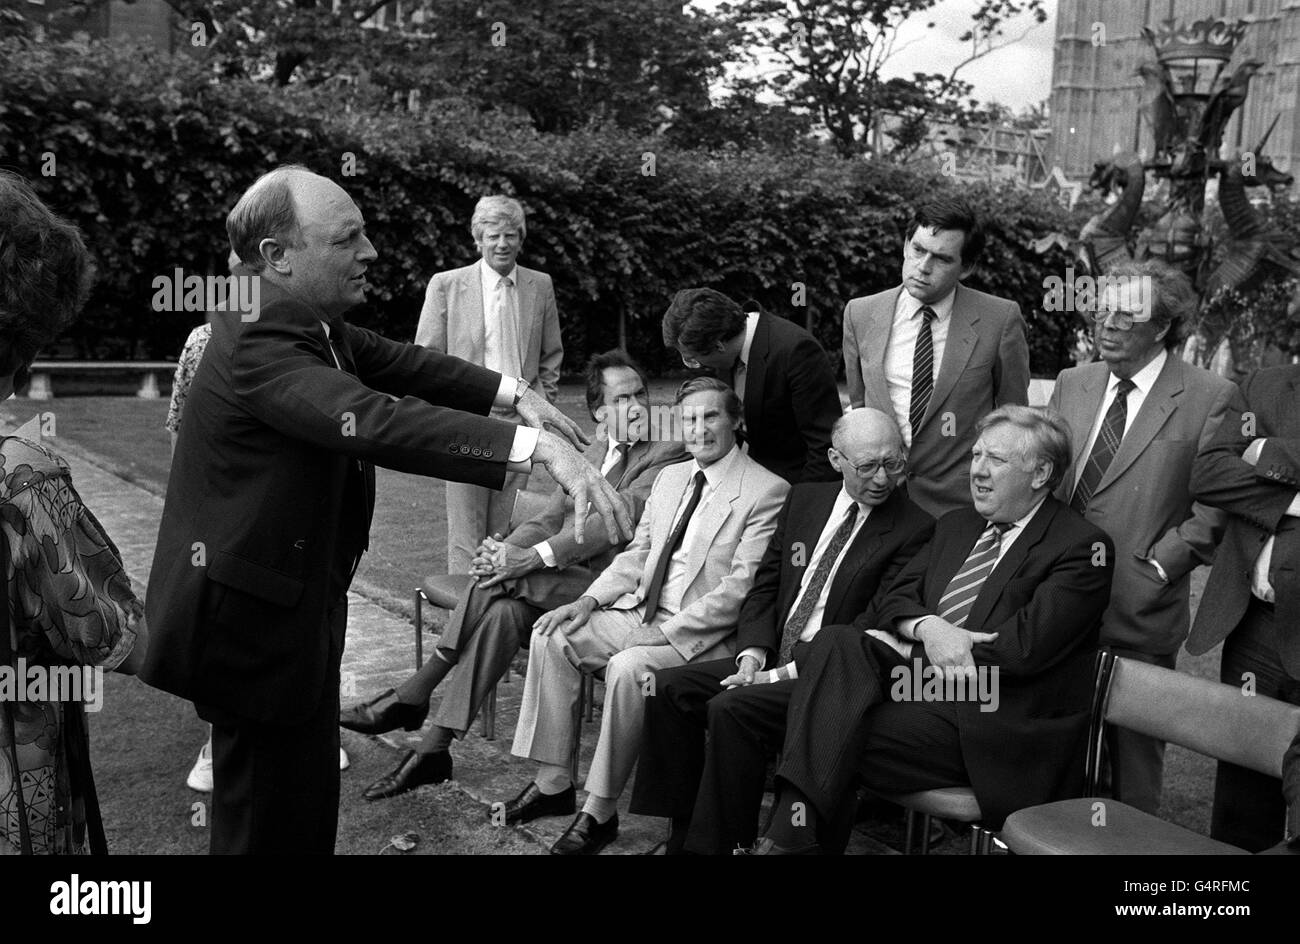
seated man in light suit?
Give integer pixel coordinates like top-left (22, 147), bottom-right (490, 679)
top-left (500, 377), bottom-right (789, 854)
top-left (629, 407), bottom-right (935, 854)
top-left (753, 406), bottom-right (1113, 853)
top-left (339, 350), bottom-right (686, 799)
top-left (842, 197), bottom-right (1030, 518)
top-left (415, 195), bottom-right (564, 573)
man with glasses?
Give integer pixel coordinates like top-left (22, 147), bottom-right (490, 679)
top-left (1047, 258), bottom-right (1240, 814)
top-left (661, 288), bottom-right (841, 484)
top-left (628, 408), bottom-right (934, 854)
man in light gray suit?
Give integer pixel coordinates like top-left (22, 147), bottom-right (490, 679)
top-left (1048, 259), bottom-right (1239, 814)
top-left (500, 377), bottom-right (789, 854)
top-left (415, 195), bottom-right (564, 572)
top-left (843, 198), bottom-right (1030, 518)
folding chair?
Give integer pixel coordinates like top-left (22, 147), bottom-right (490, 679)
top-left (1000, 650), bottom-right (1300, 854)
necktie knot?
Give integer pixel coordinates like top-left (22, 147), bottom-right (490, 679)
top-left (919, 305), bottom-right (936, 323)
top-left (497, 275), bottom-right (513, 289)
top-left (1115, 378), bottom-right (1135, 397)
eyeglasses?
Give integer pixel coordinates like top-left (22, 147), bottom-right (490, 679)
top-left (1089, 309), bottom-right (1149, 331)
top-left (840, 455), bottom-right (906, 478)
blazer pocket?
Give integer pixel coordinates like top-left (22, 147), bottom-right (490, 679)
top-left (205, 550), bottom-right (306, 627)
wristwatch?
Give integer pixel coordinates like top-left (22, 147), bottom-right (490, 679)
top-left (512, 376), bottom-right (529, 406)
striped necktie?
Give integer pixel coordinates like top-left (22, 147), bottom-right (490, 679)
top-left (909, 306), bottom-right (936, 436)
top-left (1071, 378), bottom-right (1135, 513)
top-left (936, 521), bottom-right (1014, 628)
top-left (777, 503), bottom-right (860, 665)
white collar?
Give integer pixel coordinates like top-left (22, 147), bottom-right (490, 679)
top-left (1109, 348), bottom-right (1167, 397)
top-left (480, 258), bottom-right (518, 287)
top-left (694, 442), bottom-right (742, 488)
top-left (898, 285), bottom-right (958, 322)
top-left (738, 311), bottom-right (760, 368)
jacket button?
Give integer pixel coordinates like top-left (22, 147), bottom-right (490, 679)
top-left (472, 447), bottom-right (482, 457)
top-left (448, 444), bottom-right (458, 453)
top-left (483, 449), bottom-right (494, 459)
top-left (461, 445), bottom-right (471, 455)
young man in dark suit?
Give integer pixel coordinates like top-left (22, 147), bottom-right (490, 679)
top-left (143, 166), bottom-right (631, 854)
top-left (1186, 364), bottom-right (1300, 850)
top-left (843, 198), bottom-right (1030, 518)
top-left (628, 407), bottom-right (934, 854)
top-left (662, 288), bottom-right (841, 484)
top-left (754, 406), bottom-right (1113, 854)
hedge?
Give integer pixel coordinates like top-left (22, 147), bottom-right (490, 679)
top-left (0, 37), bottom-right (1082, 377)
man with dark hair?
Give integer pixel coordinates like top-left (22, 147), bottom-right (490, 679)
top-left (500, 376), bottom-right (789, 854)
top-left (144, 166), bottom-right (631, 854)
top-left (1049, 258), bottom-right (1238, 815)
top-left (1186, 364), bottom-right (1300, 850)
top-left (662, 288), bottom-right (840, 484)
top-left (628, 407), bottom-right (935, 854)
top-left (340, 350), bottom-right (686, 799)
top-left (843, 197), bottom-right (1030, 518)
top-left (752, 406), bottom-right (1113, 854)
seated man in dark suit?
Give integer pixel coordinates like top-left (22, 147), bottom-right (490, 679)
top-left (754, 405), bottom-right (1115, 854)
top-left (662, 288), bottom-right (841, 484)
top-left (339, 350), bottom-right (686, 799)
top-left (629, 407), bottom-right (934, 854)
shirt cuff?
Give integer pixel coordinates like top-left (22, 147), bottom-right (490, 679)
top-left (509, 426), bottom-right (539, 463)
top-left (1147, 556), bottom-right (1170, 583)
top-left (737, 646), bottom-right (767, 670)
top-left (1286, 493), bottom-right (1300, 518)
top-left (533, 540), bottom-right (557, 568)
top-left (897, 615), bottom-right (930, 641)
top-left (495, 374), bottom-right (521, 410)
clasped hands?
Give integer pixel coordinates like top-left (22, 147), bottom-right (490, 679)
top-left (470, 533), bottom-right (541, 588)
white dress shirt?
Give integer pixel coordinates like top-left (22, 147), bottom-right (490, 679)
top-left (1070, 348), bottom-right (1167, 493)
top-left (884, 288), bottom-right (956, 446)
top-left (479, 259), bottom-right (522, 378)
top-left (738, 486), bottom-right (873, 669)
top-left (732, 311), bottom-right (759, 402)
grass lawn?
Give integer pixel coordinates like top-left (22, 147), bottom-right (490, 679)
top-left (8, 390), bottom-right (1227, 848)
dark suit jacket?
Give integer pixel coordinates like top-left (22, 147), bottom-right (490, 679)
top-left (1188, 365), bottom-right (1300, 677)
top-left (873, 497), bottom-right (1114, 824)
top-left (724, 312), bottom-right (840, 484)
top-left (1049, 355), bottom-right (1238, 656)
top-left (843, 283), bottom-right (1030, 517)
top-left (144, 282), bottom-right (517, 724)
top-left (736, 483), bottom-right (934, 662)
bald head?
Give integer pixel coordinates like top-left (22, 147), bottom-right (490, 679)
top-left (830, 408), bottom-right (907, 506)
top-left (227, 165), bottom-right (376, 319)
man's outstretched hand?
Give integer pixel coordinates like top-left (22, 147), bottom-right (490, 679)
top-left (516, 387), bottom-right (589, 451)
top-left (531, 430), bottom-right (634, 546)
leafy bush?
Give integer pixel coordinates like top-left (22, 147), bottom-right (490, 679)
top-left (0, 37), bottom-right (1076, 376)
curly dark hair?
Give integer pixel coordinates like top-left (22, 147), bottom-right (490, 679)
top-left (0, 169), bottom-right (95, 374)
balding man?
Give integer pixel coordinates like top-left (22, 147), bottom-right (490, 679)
top-left (143, 166), bottom-right (630, 854)
top-left (628, 408), bottom-right (935, 854)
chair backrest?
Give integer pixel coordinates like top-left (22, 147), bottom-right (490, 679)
top-left (1102, 654), bottom-right (1300, 778)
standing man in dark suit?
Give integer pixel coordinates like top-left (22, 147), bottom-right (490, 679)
top-left (142, 166), bottom-right (631, 854)
top-left (1049, 259), bottom-right (1237, 814)
top-left (843, 197), bottom-right (1030, 518)
top-left (415, 196), bottom-right (564, 574)
top-left (339, 350), bottom-right (686, 800)
top-left (628, 407), bottom-right (934, 854)
top-left (1186, 364), bottom-right (1300, 850)
top-left (754, 406), bottom-right (1113, 853)
top-left (662, 288), bottom-right (841, 483)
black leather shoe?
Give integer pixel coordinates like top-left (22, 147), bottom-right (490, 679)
top-left (748, 836), bottom-right (821, 855)
top-left (362, 750), bottom-right (451, 801)
top-left (340, 688), bottom-right (429, 735)
top-left (496, 782), bottom-right (575, 826)
top-left (551, 812), bottom-right (619, 855)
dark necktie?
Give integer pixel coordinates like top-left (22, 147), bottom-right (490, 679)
top-left (641, 471), bottom-right (706, 619)
top-left (778, 503), bottom-right (860, 665)
top-left (909, 306), bottom-right (936, 435)
top-left (1071, 378), bottom-right (1136, 513)
top-left (605, 442), bottom-right (631, 486)
top-left (937, 521), bottom-right (1013, 629)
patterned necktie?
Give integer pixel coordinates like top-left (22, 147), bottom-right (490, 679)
top-left (778, 503), bottom-right (860, 665)
top-left (494, 275), bottom-right (523, 379)
top-left (909, 306), bottom-right (936, 436)
top-left (936, 521), bottom-right (1014, 628)
top-left (605, 442), bottom-right (631, 485)
top-left (642, 471), bottom-right (706, 619)
top-left (1071, 378), bottom-right (1136, 513)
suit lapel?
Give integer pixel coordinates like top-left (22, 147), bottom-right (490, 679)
top-left (742, 315), bottom-right (771, 429)
top-left (461, 265), bottom-right (485, 357)
top-left (1094, 354), bottom-right (1182, 495)
top-left (925, 284), bottom-right (978, 424)
top-left (965, 498), bottom-right (1058, 633)
top-left (515, 267), bottom-right (537, 366)
top-left (859, 290), bottom-right (901, 411)
top-left (1058, 364), bottom-right (1109, 498)
top-left (822, 490), bottom-right (897, 621)
top-left (684, 457), bottom-right (742, 587)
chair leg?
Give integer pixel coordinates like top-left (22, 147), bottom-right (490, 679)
top-left (584, 673), bottom-right (595, 722)
top-left (918, 813), bottom-right (934, 855)
top-left (481, 684), bottom-right (497, 740)
top-left (569, 685), bottom-right (584, 784)
top-left (969, 825), bottom-right (983, 855)
top-left (902, 808), bottom-right (917, 855)
top-left (414, 590), bottom-right (425, 670)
